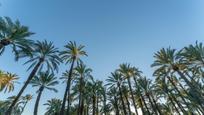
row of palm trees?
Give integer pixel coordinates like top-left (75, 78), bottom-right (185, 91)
top-left (0, 16), bottom-right (204, 115)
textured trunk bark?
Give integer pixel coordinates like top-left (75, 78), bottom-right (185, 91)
top-left (78, 74), bottom-right (83, 115)
top-left (114, 96), bottom-right (120, 115)
top-left (60, 58), bottom-right (75, 115)
top-left (177, 79), bottom-right (204, 113)
top-left (169, 90), bottom-right (186, 114)
top-left (124, 91), bottom-right (131, 115)
top-left (150, 94), bottom-right (162, 115)
top-left (34, 86), bottom-right (44, 115)
top-left (6, 60), bottom-right (42, 115)
top-left (167, 92), bottom-right (181, 115)
top-left (146, 92), bottom-right (158, 115)
top-left (127, 78), bottom-right (138, 115)
top-left (138, 96), bottom-right (145, 114)
top-left (96, 96), bottom-right (99, 115)
top-left (167, 76), bottom-right (192, 110)
top-left (92, 95), bottom-right (96, 115)
top-left (140, 94), bottom-right (151, 115)
top-left (118, 83), bottom-right (127, 115)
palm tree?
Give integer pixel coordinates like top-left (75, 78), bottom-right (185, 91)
top-left (30, 72), bottom-right (59, 115)
top-left (106, 71), bottom-right (128, 115)
top-left (60, 41), bottom-right (87, 115)
top-left (44, 98), bottom-right (62, 115)
top-left (20, 94), bottom-right (33, 114)
top-left (73, 62), bottom-right (92, 115)
top-left (0, 70), bottom-right (19, 93)
top-left (107, 87), bottom-right (120, 115)
top-left (2, 96), bottom-right (24, 115)
top-left (117, 63), bottom-right (139, 115)
top-left (6, 40), bottom-right (61, 115)
top-left (151, 47), bottom-right (204, 111)
top-left (0, 17), bottom-right (34, 59)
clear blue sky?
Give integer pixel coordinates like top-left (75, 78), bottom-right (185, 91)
top-left (0, 0), bottom-right (204, 114)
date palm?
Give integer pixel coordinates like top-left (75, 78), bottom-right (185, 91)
top-left (106, 71), bottom-right (128, 115)
top-left (117, 63), bottom-right (139, 115)
top-left (30, 72), bottom-right (59, 115)
top-left (44, 98), bottom-right (62, 115)
top-left (21, 94), bottom-right (33, 114)
top-left (0, 70), bottom-right (19, 93)
top-left (151, 47), bottom-right (204, 109)
top-left (60, 41), bottom-right (87, 115)
top-left (107, 87), bottom-right (120, 115)
top-left (6, 40), bottom-right (61, 115)
top-left (74, 63), bottom-right (92, 115)
top-left (0, 17), bottom-right (34, 59)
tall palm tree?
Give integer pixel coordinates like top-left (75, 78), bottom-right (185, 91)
top-left (74, 63), bottom-right (92, 115)
top-left (30, 72), bottom-right (59, 115)
top-left (151, 47), bottom-right (204, 110)
top-left (0, 70), bottom-right (19, 93)
top-left (20, 94), bottom-right (33, 114)
top-left (117, 63), bottom-right (139, 115)
top-left (60, 41), bottom-right (87, 115)
top-left (106, 71), bottom-right (128, 115)
top-left (6, 40), bottom-right (61, 115)
top-left (44, 98), bottom-right (62, 115)
top-left (107, 87), bottom-right (120, 115)
top-left (0, 17), bottom-right (34, 59)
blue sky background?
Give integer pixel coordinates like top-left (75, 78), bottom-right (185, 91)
top-left (0, 0), bottom-right (204, 114)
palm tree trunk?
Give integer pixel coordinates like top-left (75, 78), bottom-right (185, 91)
top-left (118, 83), bottom-right (127, 115)
top-left (60, 58), bottom-right (75, 115)
top-left (140, 94), bottom-right (151, 115)
top-left (6, 60), bottom-right (42, 115)
top-left (34, 86), bottom-right (44, 115)
top-left (166, 92), bottom-right (181, 115)
top-left (169, 90), bottom-right (186, 114)
top-left (167, 76), bottom-right (192, 110)
top-left (150, 94), bottom-right (162, 115)
top-left (103, 94), bottom-right (107, 115)
top-left (78, 75), bottom-right (84, 115)
top-left (92, 95), bottom-right (96, 115)
top-left (127, 78), bottom-right (138, 115)
top-left (87, 104), bottom-right (89, 115)
top-left (81, 97), bottom-right (84, 115)
top-left (77, 95), bottom-right (82, 115)
top-left (146, 92), bottom-right (158, 115)
top-left (138, 96), bottom-right (145, 115)
top-left (114, 96), bottom-right (120, 115)
top-left (96, 96), bottom-right (99, 115)
top-left (177, 79), bottom-right (204, 113)
top-left (124, 91), bottom-right (131, 115)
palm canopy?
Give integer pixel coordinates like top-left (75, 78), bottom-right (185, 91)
top-left (30, 72), bottom-right (59, 93)
top-left (180, 42), bottom-right (204, 67)
top-left (60, 41), bottom-right (87, 64)
top-left (74, 62), bottom-right (92, 80)
top-left (44, 98), bottom-right (62, 115)
top-left (0, 17), bottom-right (34, 59)
top-left (0, 70), bottom-right (19, 93)
top-left (24, 40), bottom-right (61, 73)
top-left (151, 47), bottom-right (187, 74)
top-left (106, 71), bottom-right (125, 89)
top-left (22, 94), bottom-right (33, 102)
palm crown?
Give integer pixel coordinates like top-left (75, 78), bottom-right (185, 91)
top-left (30, 72), bottom-right (59, 93)
top-left (60, 41), bottom-right (87, 64)
top-left (0, 17), bottom-right (34, 59)
top-left (24, 40), bottom-right (61, 73)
